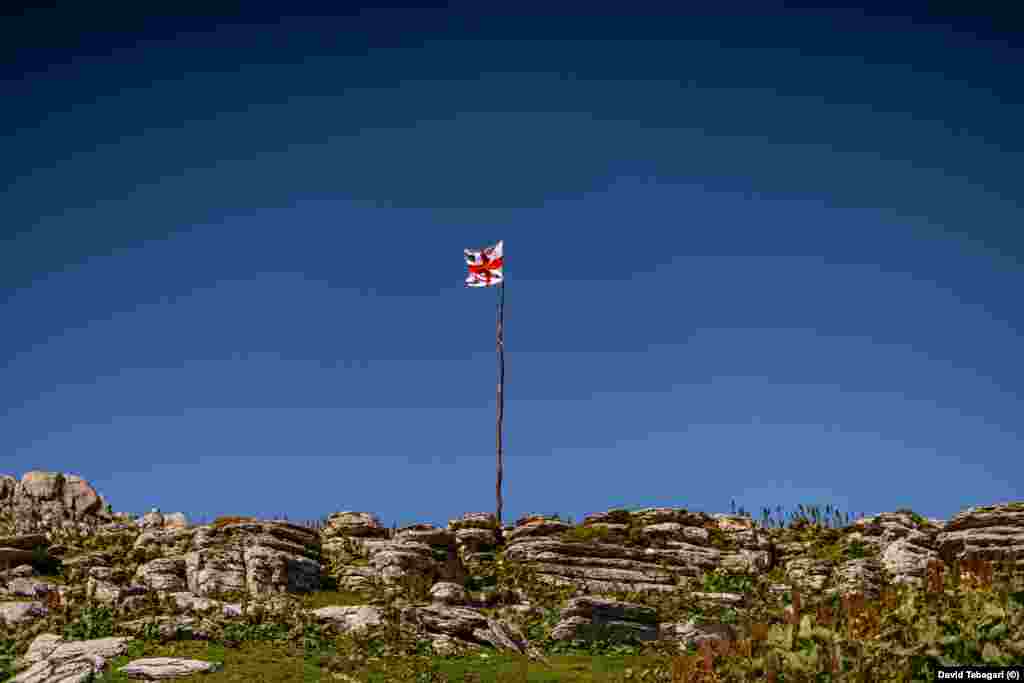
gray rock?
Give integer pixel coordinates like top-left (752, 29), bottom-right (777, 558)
top-left (312, 605), bottom-right (386, 633)
top-left (5, 577), bottom-right (57, 599)
top-left (140, 511), bottom-right (165, 530)
top-left (185, 521), bottom-right (321, 598)
top-left (3, 563), bottom-right (36, 579)
top-left (936, 502), bottom-right (1024, 567)
top-left (6, 472), bottom-right (106, 535)
top-left (118, 656), bottom-right (223, 678)
top-left (163, 513), bottom-right (188, 530)
top-left (881, 538), bottom-right (939, 587)
top-left (0, 547), bottom-right (37, 574)
top-left (321, 511), bottom-right (388, 540)
top-left (401, 604), bottom-right (531, 655)
top-left (0, 534), bottom-right (49, 551)
top-left (551, 597), bottom-right (660, 643)
top-left (11, 635), bottom-right (130, 683)
top-left (660, 619), bottom-right (736, 650)
top-left (119, 615), bottom-right (215, 640)
top-left (0, 600), bottom-right (49, 626)
top-left (784, 558), bottom-right (834, 592)
top-left (135, 557), bottom-right (188, 592)
top-left (430, 581), bottom-right (468, 605)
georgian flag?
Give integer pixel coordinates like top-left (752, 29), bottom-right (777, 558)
top-left (464, 240), bottom-right (504, 287)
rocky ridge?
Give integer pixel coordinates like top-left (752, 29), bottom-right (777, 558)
top-left (2, 471), bottom-right (1023, 681)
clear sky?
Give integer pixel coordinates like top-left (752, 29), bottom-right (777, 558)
top-left (2, 5), bottom-right (1021, 529)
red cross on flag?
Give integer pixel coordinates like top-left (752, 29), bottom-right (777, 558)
top-left (464, 240), bottom-right (504, 288)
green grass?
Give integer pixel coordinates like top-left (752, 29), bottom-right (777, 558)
top-left (93, 639), bottom-right (318, 682)
top-left (88, 637), bottom-right (678, 682)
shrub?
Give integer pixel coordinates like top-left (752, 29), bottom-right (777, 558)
top-left (63, 604), bottom-right (115, 640)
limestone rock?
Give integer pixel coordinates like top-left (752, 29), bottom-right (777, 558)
top-left (5, 577), bottom-right (57, 599)
top-left (401, 604), bottom-right (531, 655)
top-left (936, 502), bottom-right (1024, 568)
top-left (660, 619), bottom-right (736, 650)
top-left (163, 512), bottom-right (188, 530)
top-left (185, 520), bottom-right (321, 598)
top-left (449, 512), bottom-right (498, 532)
top-left (504, 536), bottom-right (717, 594)
top-left (166, 591), bottom-right (227, 614)
top-left (14, 633), bottom-right (64, 670)
top-left (10, 635), bottom-right (129, 683)
top-left (349, 524), bottom-right (467, 589)
top-left (312, 605), bottom-right (386, 633)
top-left (118, 656), bottom-right (223, 678)
top-left (449, 513), bottom-right (499, 565)
top-left (549, 597), bottom-right (659, 643)
top-left (430, 581), bottom-right (468, 605)
top-left (0, 600), bottom-right (49, 626)
top-left (831, 557), bottom-right (886, 599)
top-left (135, 557), bottom-right (188, 592)
top-left (86, 578), bottom-right (148, 605)
top-left (140, 510), bottom-right (166, 530)
top-left (850, 511), bottom-right (940, 551)
top-left (7, 472), bottom-right (106, 535)
top-left (133, 528), bottom-right (195, 557)
top-left (60, 552), bottom-right (112, 582)
top-left (3, 563), bottom-right (36, 580)
top-left (119, 615), bottom-right (216, 641)
top-left (506, 518), bottom-right (571, 542)
top-left (0, 547), bottom-right (38, 574)
top-left (0, 534), bottom-right (49, 550)
top-left (322, 511), bottom-right (388, 540)
top-left (784, 558), bottom-right (834, 592)
top-left (881, 537), bottom-right (940, 587)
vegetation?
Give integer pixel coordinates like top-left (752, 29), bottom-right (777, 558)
top-left (1, 502), bottom-right (1022, 681)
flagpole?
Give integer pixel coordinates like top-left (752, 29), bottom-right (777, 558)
top-left (495, 280), bottom-right (505, 545)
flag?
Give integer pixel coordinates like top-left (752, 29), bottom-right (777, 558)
top-left (464, 240), bottom-right (504, 287)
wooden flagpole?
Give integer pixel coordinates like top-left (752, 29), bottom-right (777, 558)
top-left (495, 280), bottom-right (505, 545)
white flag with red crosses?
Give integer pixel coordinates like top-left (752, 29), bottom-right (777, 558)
top-left (464, 240), bottom-right (504, 287)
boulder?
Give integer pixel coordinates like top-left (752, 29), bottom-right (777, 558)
top-left (0, 600), bottom-right (49, 626)
top-left (9, 635), bottom-right (130, 683)
top-left (312, 605), bottom-right (386, 633)
top-left (430, 581), bottom-right (468, 605)
top-left (3, 564), bottom-right (36, 580)
top-left (322, 511), bottom-right (389, 540)
top-left (86, 578), bottom-right (148, 605)
top-left (119, 657), bottom-right (223, 678)
top-left (163, 512), bottom-right (188, 530)
top-left (401, 604), bottom-right (532, 655)
top-left (4, 577), bottom-right (57, 599)
top-left (660, 619), bottom-right (737, 650)
top-left (550, 597), bottom-right (659, 643)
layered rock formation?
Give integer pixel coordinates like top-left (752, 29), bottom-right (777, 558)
top-left (1, 470), bottom-right (1022, 682)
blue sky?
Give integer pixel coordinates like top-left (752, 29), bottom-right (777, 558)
top-left (2, 6), bottom-right (1021, 529)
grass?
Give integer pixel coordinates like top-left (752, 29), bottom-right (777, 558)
top-left (3, 501), bottom-right (1024, 682)
top-left (86, 638), bottom-right (684, 682)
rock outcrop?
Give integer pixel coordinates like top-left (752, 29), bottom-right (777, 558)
top-left (2, 470), bottom-right (1023, 682)
top-left (1, 472), bottom-right (111, 536)
top-left (186, 519), bottom-right (322, 597)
